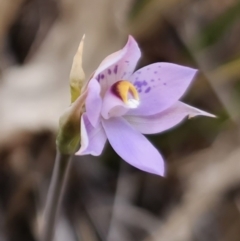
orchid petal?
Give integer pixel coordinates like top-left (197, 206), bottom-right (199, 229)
top-left (76, 113), bottom-right (107, 156)
top-left (86, 78), bottom-right (102, 127)
top-left (125, 101), bottom-right (216, 134)
top-left (93, 36), bottom-right (141, 94)
top-left (128, 63), bottom-right (197, 116)
top-left (101, 117), bottom-right (165, 176)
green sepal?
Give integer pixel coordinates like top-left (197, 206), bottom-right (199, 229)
top-left (56, 91), bottom-right (87, 155)
top-left (70, 84), bottom-right (81, 103)
top-left (56, 115), bottom-right (80, 155)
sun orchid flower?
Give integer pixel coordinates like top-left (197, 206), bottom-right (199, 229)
top-left (75, 36), bottom-right (215, 176)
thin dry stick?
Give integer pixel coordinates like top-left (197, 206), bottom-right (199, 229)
top-left (41, 151), bottom-right (72, 241)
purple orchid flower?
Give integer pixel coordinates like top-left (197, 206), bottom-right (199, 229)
top-left (75, 36), bottom-right (215, 176)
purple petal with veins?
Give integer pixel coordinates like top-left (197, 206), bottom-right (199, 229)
top-left (92, 36), bottom-right (141, 94)
top-left (128, 63), bottom-right (198, 116)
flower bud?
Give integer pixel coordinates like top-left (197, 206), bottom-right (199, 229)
top-left (69, 35), bottom-right (86, 103)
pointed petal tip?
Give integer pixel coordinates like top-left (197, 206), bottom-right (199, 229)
top-left (186, 66), bottom-right (198, 79)
top-left (178, 65), bottom-right (198, 79)
top-left (140, 164), bottom-right (165, 176)
top-left (149, 163), bottom-right (165, 176)
top-left (152, 168), bottom-right (165, 177)
top-left (127, 35), bottom-right (135, 42)
top-left (130, 156), bottom-right (165, 176)
top-left (193, 68), bottom-right (198, 75)
top-left (188, 110), bottom-right (217, 119)
top-left (126, 35), bottom-right (140, 51)
top-left (206, 112), bottom-right (217, 118)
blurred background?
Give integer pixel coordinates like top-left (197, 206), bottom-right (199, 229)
top-left (0, 0), bottom-right (239, 240)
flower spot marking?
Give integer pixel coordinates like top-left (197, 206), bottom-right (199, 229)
top-left (134, 80), bottom-right (142, 88)
top-left (145, 87), bottom-right (151, 93)
top-left (114, 65), bottom-right (118, 74)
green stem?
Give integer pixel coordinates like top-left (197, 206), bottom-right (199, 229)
top-left (41, 151), bottom-right (72, 241)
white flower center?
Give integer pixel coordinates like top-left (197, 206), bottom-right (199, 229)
top-left (127, 98), bottom-right (139, 108)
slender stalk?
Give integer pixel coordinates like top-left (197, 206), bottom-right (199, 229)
top-left (41, 150), bottom-right (72, 241)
